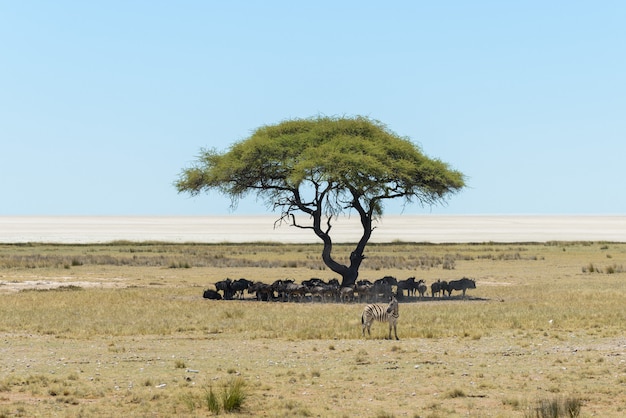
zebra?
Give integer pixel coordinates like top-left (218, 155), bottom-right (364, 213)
top-left (361, 296), bottom-right (399, 340)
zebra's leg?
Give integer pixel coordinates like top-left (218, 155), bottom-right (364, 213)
top-left (362, 316), bottom-right (370, 337)
top-left (362, 323), bottom-right (371, 337)
top-left (393, 324), bottom-right (399, 340)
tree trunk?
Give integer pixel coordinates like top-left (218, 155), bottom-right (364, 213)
top-left (340, 267), bottom-right (358, 288)
top-left (339, 251), bottom-right (364, 287)
top-left (304, 200), bottom-right (373, 288)
top-left (312, 218), bottom-right (366, 288)
top-left (316, 215), bottom-right (370, 288)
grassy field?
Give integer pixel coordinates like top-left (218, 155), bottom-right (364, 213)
top-left (0, 241), bottom-right (625, 417)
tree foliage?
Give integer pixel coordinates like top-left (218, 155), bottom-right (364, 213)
top-left (176, 116), bottom-right (465, 286)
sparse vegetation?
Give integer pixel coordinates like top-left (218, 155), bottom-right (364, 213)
top-left (583, 262), bottom-right (624, 273)
top-left (525, 396), bottom-right (583, 418)
top-left (221, 377), bottom-right (246, 412)
top-left (0, 241), bottom-right (623, 416)
top-left (206, 386), bottom-right (221, 414)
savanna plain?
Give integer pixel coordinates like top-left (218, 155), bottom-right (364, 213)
top-left (0, 241), bottom-right (625, 417)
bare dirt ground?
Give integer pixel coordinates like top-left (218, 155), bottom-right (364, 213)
top-left (1, 321), bottom-right (625, 417)
top-left (0, 278), bottom-right (127, 293)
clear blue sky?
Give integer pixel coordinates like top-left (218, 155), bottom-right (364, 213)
top-left (2, 1), bottom-right (624, 216)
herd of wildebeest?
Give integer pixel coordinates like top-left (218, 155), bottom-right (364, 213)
top-left (202, 276), bottom-right (477, 303)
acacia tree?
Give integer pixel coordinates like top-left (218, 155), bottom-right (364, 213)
top-left (176, 116), bottom-right (465, 287)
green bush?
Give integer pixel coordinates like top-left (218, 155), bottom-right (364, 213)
top-left (205, 378), bottom-right (246, 414)
top-left (206, 386), bottom-right (220, 414)
top-left (221, 377), bottom-right (246, 412)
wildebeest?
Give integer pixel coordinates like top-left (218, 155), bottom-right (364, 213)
top-left (339, 286), bottom-right (355, 303)
top-left (302, 278), bottom-right (326, 288)
top-left (304, 278), bottom-right (339, 302)
top-left (397, 277), bottom-right (416, 297)
top-left (416, 279), bottom-right (427, 299)
top-left (270, 279), bottom-right (289, 301)
top-left (446, 277), bottom-right (476, 298)
top-left (312, 283), bottom-right (339, 303)
top-left (272, 279), bottom-right (308, 302)
top-left (281, 280), bottom-right (306, 302)
top-left (231, 278), bottom-right (253, 299)
top-left (372, 276), bottom-right (397, 301)
top-left (431, 280), bottom-right (447, 299)
top-left (202, 289), bottom-right (222, 300)
top-left (355, 280), bottom-right (373, 302)
top-left (215, 278), bottom-right (234, 299)
top-left (248, 281), bottom-right (273, 301)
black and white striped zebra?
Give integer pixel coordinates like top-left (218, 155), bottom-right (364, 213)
top-left (361, 296), bottom-right (399, 340)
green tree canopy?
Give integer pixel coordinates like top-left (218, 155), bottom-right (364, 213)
top-left (176, 116), bottom-right (465, 286)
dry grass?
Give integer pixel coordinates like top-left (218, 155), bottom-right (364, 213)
top-left (0, 241), bottom-right (625, 416)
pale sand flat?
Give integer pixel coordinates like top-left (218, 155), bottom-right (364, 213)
top-left (1, 215), bottom-right (624, 244)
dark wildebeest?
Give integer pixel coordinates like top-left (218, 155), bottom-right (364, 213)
top-left (302, 278), bottom-right (326, 288)
top-left (416, 279), bottom-right (427, 299)
top-left (446, 277), bottom-right (476, 298)
top-left (307, 281), bottom-right (336, 303)
top-left (271, 279), bottom-right (289, 301)
top-left (339, 285), bottom-right (355, 303)
top-left (215, 278), bottom-right (234, 299)
top-left (248, 281), bottom-right (273, 301)
top-left (285, 281), bottom-right (307, 302)
top-left (231, 278), bottom-right (253, 299)
top-left (396, 277), bottom-right (416, 298)
top-left (355, 280), bottom-right (373, 303)
top-left (373, 276), bottom-right (397, 301)
top-left (202, 289), bottom-right (222, 300)
top-left (431, 280), bottom-right (447, 299)
top-left (303, 278), bottom-right (338, 303)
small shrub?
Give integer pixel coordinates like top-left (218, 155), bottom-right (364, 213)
top-left (582, 263), bottom-right (599, 273)
top-left (526, 396), bottom-right (582, 418)
top-left (502, 397), bottom-right (521, 409)
top-left (206, 386), bottom-right (220, 414)
top-left (221, 377), bottom-right (246, 412)
top-left (563, 397), bottom-right (582, 417)
top-left (442, 254), bottom-right (456, 270)
top-left (605, 264), bottom-right (624, 274)
top-left (446, 388), bottom-right (466, 398)
top-left (169, 261), bottom-right (191, 269)
top-left (582, 263), bottom-right (623, 274)
top-left (355, 349), bottom-right (369, 365)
